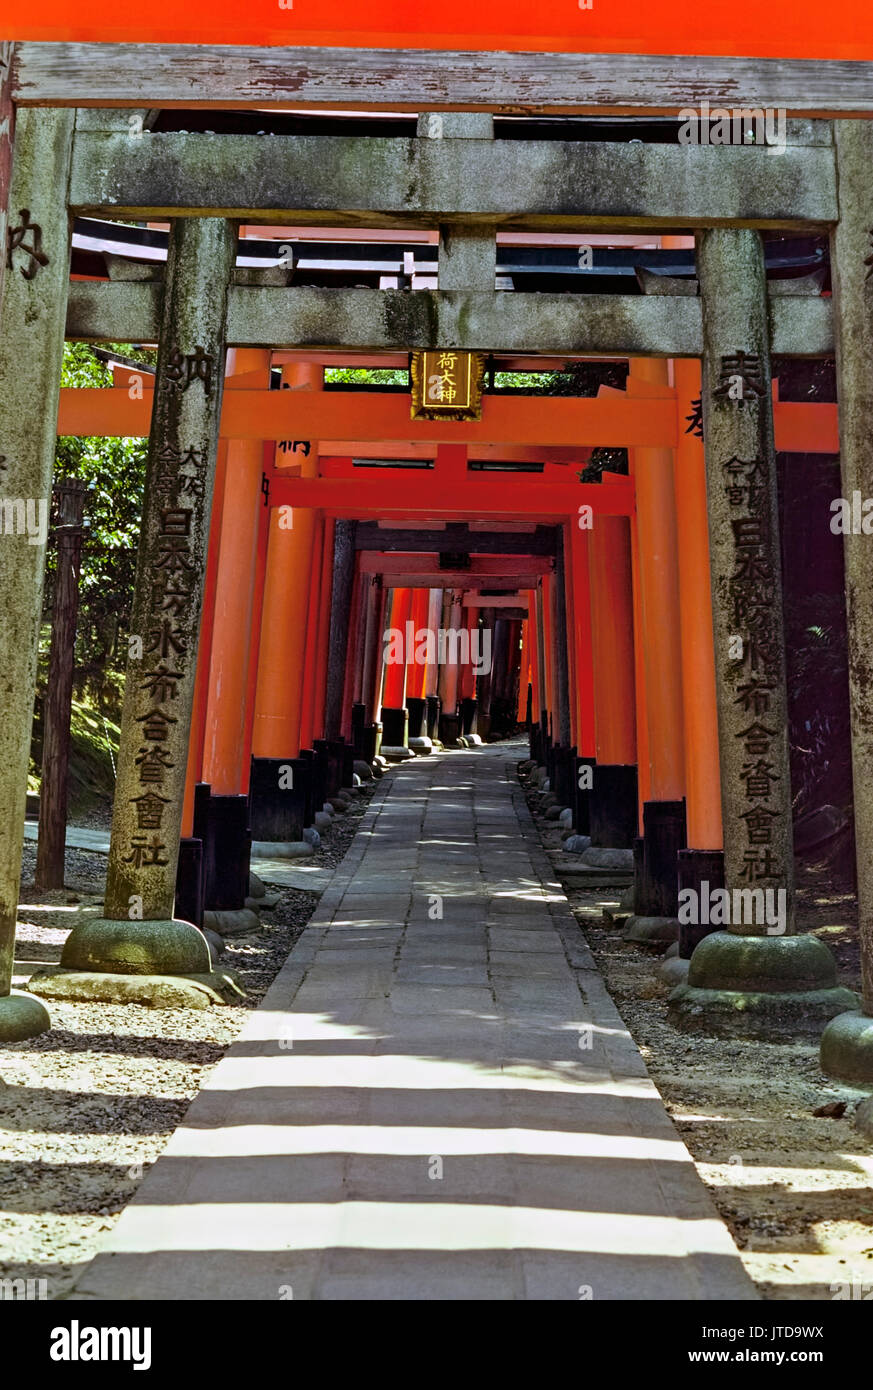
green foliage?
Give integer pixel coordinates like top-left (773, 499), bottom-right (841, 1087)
top-left (325, 366), bottom-right (408, 387)
top-left (50, 343), bottom-right (151, 708)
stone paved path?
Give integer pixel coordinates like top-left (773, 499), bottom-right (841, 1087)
top-left (73, 744), bottom-right (756, 1301)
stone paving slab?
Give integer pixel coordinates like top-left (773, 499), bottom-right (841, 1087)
top-left (72, 743), bottom-right (757, 1303)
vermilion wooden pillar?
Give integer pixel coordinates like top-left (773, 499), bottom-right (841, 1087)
top-left (300, 513), bottom-right (334, 747)
top-left (628, 358), bottom-right (686, 803)
top-left (673, 357), bottom-right (726, 955)
top-left (201, 349), bottom-right (272, 794)
top-left (381, 585), bottom-right (411, 747)
top-left (587, 516), bottom-right (638, 847)
top-left (517, 615), bottom-right (531, 724)
top-left (240, 440), bottom-right (274, 793)
top-left (382, 586), bottom-right (411, 708)
top-left (251, 363), bottom-right (321, 760)
top-left (568, 525), bottom-right (596, 759)
top-left (437, 588), bottom-right (463, 743)
top-left (181, 439), bottom-right (228, 839)
top-left (626, 357), bottom-right (688, 929)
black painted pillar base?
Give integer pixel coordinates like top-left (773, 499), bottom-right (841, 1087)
top-left (426, 696), bottom-right (441, 741)
top-left (361, 723), bottom-right (382, 762)
top-left (249, 756), bottom-right (310, 841)
top-left (589, 764), bottom-right (639, 848)
top-left (459, 696), bottom-right (478, 736)
top-left (351, 702), bottom-right (367, 757)
top-left (338, 739), bottom-right (355, 789)
top-left (406, 696), bottom-right (428, 740)
top-left (678, 848), bottom-right (726, 959)
top-left (314, 738), bottom-right (341, 797)
top-left (299, 748), bottom-right (325, 821)
top-left (439, 711), bottom-right (461, 745)
top-left (634, 799), bottom-right (687, 917)
top-left (529, 723), bottom-right (543, 763)
top-left (553, 744), bottom-right (576, 807)
top-left (203, 793), bottom-right (252, 912)
top-left (574, 756), bottom-right (595, 834)
top-left (175, 836), bottom-right (205, 928)
top-left (380, 706), bottom-right (408, 748)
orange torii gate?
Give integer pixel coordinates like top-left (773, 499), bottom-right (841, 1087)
top-left (54, 359), bottom-right (840, 948)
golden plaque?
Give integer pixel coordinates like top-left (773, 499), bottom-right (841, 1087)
top-left (410, 351), bottom-right (485, 421)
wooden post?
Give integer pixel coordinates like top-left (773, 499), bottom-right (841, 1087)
top-left (35, 479), bottom-right (86, 891)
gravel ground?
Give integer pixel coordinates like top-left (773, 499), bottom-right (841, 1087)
top-left (0, 779), bottom-right (376, 1300)
top-left (520, 763), bottom-right (873, 1302)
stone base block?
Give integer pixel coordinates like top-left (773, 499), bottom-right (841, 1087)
top-left (820, 1010), bottom-right (873, 1082)
top-left (27, 968), bottom-right (244, 1009)
top-left (408, 737), bottom-right (433, 754)
top-left (855, 1096), bottom-right (873, 1137)
top-left (581, 846), bottom-right (635, 870)
top-left (381, 746), bottom-right (416, 761)
top-left (0, 990), bottom-right (51, 1040)
top-left (624, 915), bottom-right (679, 945)
top-left (563, 835), bottom-right (592, 854)
top-left (203, 908), bottom-right (261, 938)
top-left (245, 894), bottom-right (280, 912)
top-left (659, 956), bottom-right (690, 987)
top-left (668, 930), bottom-right (858, 1038)
top-left (251, 839), bottom-right (311, 858)
top-left (60, 917), bottom-right (212, 976)
top-left (248, 871), bottom-right (266, 899)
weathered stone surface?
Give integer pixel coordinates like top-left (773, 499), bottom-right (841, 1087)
top-left (581, 846), bottom-right (634, 869)
top-left (60, 918), bottom-right (211, 975)
top-left (0, 108), bottom-right (74, 1004)
top-left (65, 279), bottom-right (835, 359)
top-left (252, 839), bottom-right (311, 858)
top-left (248, 871), bottom-right (267, 899)
top-left (203, 908), bottom-right (261, 938)
top-left (28, 968), bottom-right (242, 1009)
top-left (0, 990), bottom-right (51, 1041)
top-left (353, 760), bottom-right (374, 781)
top-left (68, 129), bottom-right (837, 228)
top-left (563, 834), bottom-right (592, 854)
top-left (670, 932), bottom-right (857, 1038)
top-left (855, 1096), bottom-right (873, 1138)
top-left (659, 956), bottom-right (690, 987)
top-left (820, 1010), bottom-right (873, 1082)
top-left (668, 982), bottom-right (859, 1039)
top-left (60, 216), bottom-right (236, 994)
top-left (624, 915), bottom-right (679, 945)
top-left (831, 120), bottom-right (873, 1020)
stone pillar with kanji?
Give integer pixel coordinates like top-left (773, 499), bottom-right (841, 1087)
top-left (668, 227), bottom-right (855, 1038)
top-left (0, 108), bottom-right (74, 1039)
top-left (37, 217), bottom-right (238, 1001)
top-left (820, 121), bottom-right (873, 1082)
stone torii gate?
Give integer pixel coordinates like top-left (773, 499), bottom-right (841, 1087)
top-left (0, 64), bottom-right (871, 1081)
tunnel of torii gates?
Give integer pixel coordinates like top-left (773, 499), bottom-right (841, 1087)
top-left (4, 100), bottom-right (873, 1085)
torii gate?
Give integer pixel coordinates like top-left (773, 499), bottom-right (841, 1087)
top-left (0, 84), bottom-right (869, 1082)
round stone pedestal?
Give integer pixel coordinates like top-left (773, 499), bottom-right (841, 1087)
top-left (820, 1010), bottom-right (873, 1082)
top-left (60, 917), bottom-right (212, 975)
top-left (0, 991), bottom-right (51, 1041)
top-left (668, 931), bottom-right (858, 1039)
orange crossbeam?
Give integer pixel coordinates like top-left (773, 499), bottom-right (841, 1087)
top-left (57, 387), bottom-right (676, 447)
top-left (57, 386), bottom-right (840, 453)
